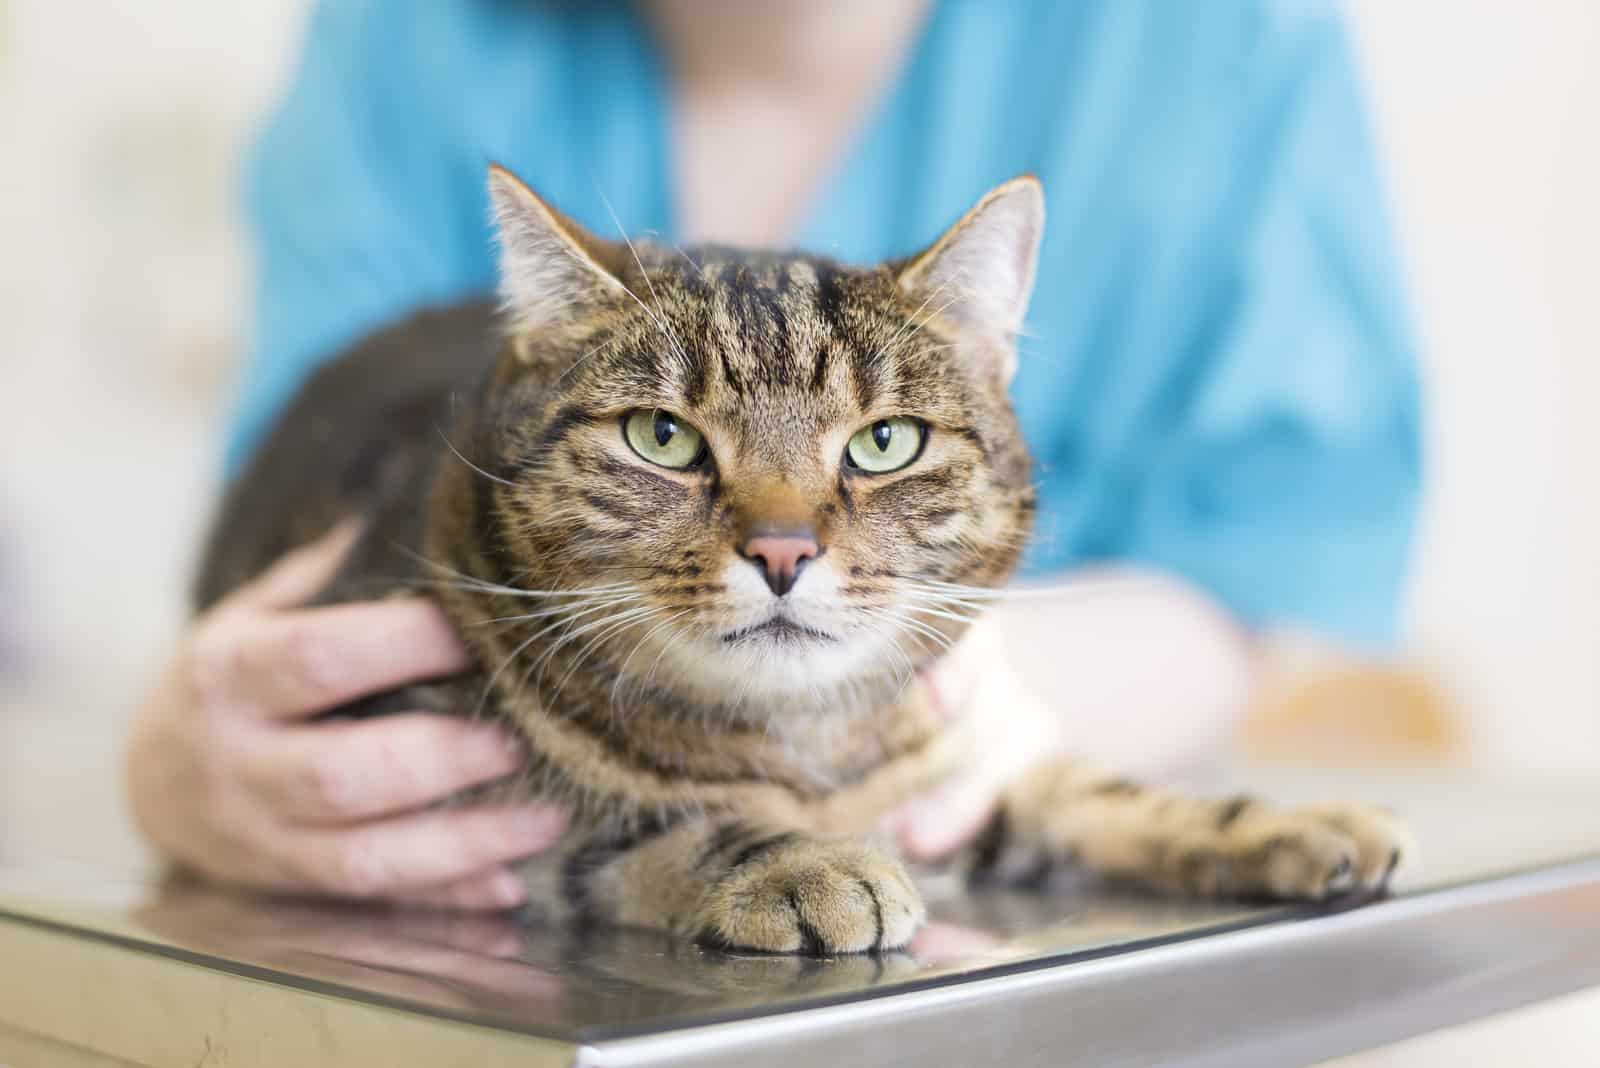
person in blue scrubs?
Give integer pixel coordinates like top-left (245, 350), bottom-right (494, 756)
top-left (127, 0), bottom-right (1422, 905)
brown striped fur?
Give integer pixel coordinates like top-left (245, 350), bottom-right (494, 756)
top-left (197, 169), bottom-right (1410, 954)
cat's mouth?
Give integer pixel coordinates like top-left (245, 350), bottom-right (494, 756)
top-left (720, 617), bottom-right (838, 645)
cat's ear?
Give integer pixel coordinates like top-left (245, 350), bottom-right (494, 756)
top-left (896, 176), bottom-right (1044, 377)
top-left (487, 164), bottom-right (629, 346)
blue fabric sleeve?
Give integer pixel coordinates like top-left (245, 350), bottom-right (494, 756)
top-left (224, 0), bottom-right (494, 472)
top-left (1101, 8), bottom-right (1423, 648)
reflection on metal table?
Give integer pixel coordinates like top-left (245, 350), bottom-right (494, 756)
top-left (1, 769), bottom-right (1597, 1067)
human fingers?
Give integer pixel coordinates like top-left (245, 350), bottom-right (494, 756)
top-left (897, 666), bottom-right (1062, 861)
top-left (388, 869), bottom-right (530, 912)
top-left (919, 617), bottom-right (997, 722)
top-left (201, 598), bottom-right (471, 720)
top-left (240, 713), bottom-right (524, 825)
top-left (277, 804), bottom-right (567, 899)
top-left (908, 921), bottom-right (1005, 964)
top-left (896, 770), bottom-right (1004, 862)
top-left (222, 519), bottom-right (364, 613)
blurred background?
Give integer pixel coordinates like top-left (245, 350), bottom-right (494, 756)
top-left (0, 2), bottom-right (1596, 1062)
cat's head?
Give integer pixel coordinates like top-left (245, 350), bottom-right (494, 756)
top-left (455, 166), bottom-right (1041, 708)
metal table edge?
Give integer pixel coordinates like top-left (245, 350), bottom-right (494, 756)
top-left (574, 856), bottom-right (1600, 1067)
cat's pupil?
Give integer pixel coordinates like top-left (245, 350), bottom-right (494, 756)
top-left (654, 412), bottom-right (677, 447)
top-left (871, 420), bottom-right (893, 452)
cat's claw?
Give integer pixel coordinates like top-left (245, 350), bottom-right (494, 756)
top-left (1185, 802), bottom-right (1415, 901)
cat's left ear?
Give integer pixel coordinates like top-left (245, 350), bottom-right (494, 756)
top-left (896, 176), bottom-right (1044, 379)
top-left (487, 164), bottom-right (630, 350)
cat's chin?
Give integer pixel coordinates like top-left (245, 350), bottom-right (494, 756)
top-left (648, 627), bottom-right (905, 711)
top-left (719, 617), bottom-right (839, 646)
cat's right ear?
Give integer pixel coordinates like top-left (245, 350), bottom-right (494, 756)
top-left (487, 165), bottom-right (628, 349)
top-left (895, 176), bottom-right (1044, 380)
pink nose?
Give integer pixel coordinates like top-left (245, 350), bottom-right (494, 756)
top-left (741, 532), bottom-right (820, 597)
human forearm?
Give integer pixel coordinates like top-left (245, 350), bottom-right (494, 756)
top-left (894, 567), bottom-right (1256, 860)
top-left (989, 567), bottom-right (1256, 781)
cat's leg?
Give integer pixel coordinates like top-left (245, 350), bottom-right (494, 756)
top-left (979, 759), bottom-right (1414, 900)
top-left (524, 817), bottom-right (925, 954)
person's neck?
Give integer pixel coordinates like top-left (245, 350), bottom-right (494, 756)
top-left (639, 0), bottom-right (931, 95)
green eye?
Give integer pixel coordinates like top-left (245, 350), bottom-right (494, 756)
top-left (845, 417), bottom-right (926, 474)
top-left (623, 409), bottom-right (707, 469)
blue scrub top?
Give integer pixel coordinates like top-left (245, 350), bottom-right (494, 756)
top-left (233, 0), bottom-right (1423, 648)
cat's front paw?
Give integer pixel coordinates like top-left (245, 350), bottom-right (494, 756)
top-left (689, 838), bottom-right (925, 955)
top-left (1182, 802), bottom-right (1415, 901)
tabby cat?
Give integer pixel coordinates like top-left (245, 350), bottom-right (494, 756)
top-left (197, 166), bottom-right (1410, 954)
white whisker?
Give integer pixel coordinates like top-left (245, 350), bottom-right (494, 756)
top-left (556, 330), bottom-right (626, 383)
top-left (875, 606), bottom-right (955, 653)
top-left (471, 592), bottom-right (638, 626)
top-left (549, 605), bottom-right (662, 699)
top-left (896, 601), bottom-right (984, 626)
top-left (609, 609), bottom-right (692, 716)
top-left (531, 600), bottom-right (654, 690)
top-left (434, 424), bottom-right (515, 487)
top-left (597, 192), bottom-right (695, 372)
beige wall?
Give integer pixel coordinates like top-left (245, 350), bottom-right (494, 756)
top-left (1349, 0), bottom-right (1600, 773)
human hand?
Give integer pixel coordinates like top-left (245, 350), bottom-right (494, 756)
top-left (890, 619), bottom-right (1067, 861)
top-left (125, 522), bottom-right (566, 910)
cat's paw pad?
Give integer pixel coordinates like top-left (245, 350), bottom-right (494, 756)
top-left (1190, 802), bottom-right (1414, 901)
top-left (690, 840), bottom-right (925, 955)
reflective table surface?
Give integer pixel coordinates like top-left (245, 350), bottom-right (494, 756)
top-left (2, 769), bottom-right (1598, 1067)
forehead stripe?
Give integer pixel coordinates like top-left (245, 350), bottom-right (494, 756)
top-left (538, 405), bottom-right (595, 452)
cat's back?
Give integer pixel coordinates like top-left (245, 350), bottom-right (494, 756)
top-left (194, 299), bottom-right (501, 610)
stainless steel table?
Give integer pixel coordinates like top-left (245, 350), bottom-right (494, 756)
top-left (1, 770), bottom-right (1597, 1067)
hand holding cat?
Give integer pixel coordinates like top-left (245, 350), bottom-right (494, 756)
top-left (125, 522), bottom-right (568, 909)
top-left (894, 620), bottom-right (1070, 861)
